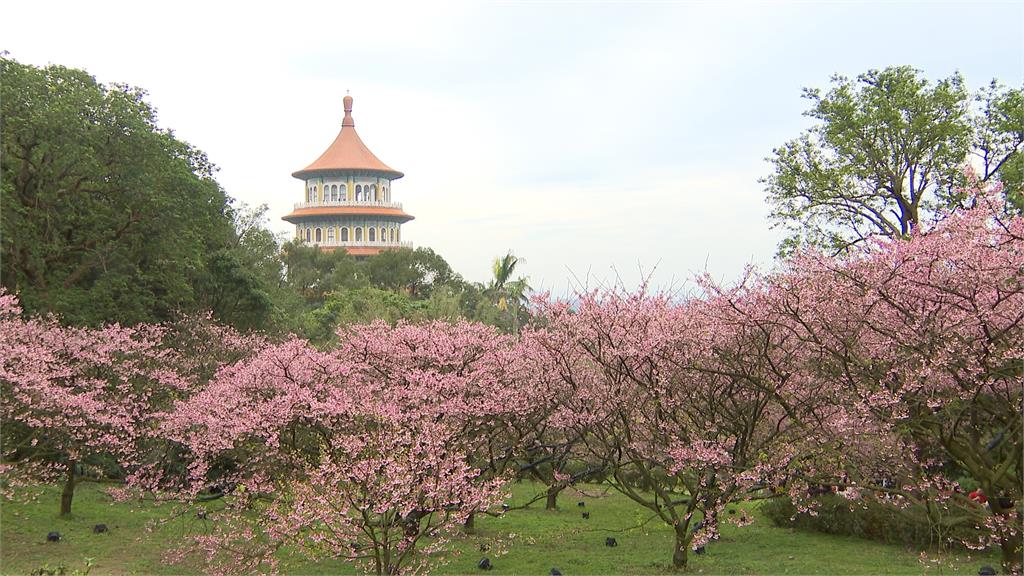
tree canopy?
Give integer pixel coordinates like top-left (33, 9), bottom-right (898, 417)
top-left (0, 57), bottom-right (271, 328)
top-left (763, 66), bottom-right (1023, 254)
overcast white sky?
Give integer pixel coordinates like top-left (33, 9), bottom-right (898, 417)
top-left (5, 1), bottom-right (1023, 293)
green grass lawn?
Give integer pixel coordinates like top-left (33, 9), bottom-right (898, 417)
top-left (1, 482), bottom-right (1000, 575)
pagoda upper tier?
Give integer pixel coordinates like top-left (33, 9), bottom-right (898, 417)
top-left (291, 94), bottom-right (404, 180)
top-left (283, 95), bottom-right (413, 256)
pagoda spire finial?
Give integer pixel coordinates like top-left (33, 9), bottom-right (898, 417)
top-left (342, 92), bottom-right (355, 127)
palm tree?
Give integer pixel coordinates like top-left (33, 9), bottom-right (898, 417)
top-left (489, 251), bottom-right (530, 334)
top-left (491, 251), bottom-right (520, 291)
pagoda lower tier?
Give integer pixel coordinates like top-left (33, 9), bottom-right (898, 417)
top-left (283, 200), bottom-right (414, 256)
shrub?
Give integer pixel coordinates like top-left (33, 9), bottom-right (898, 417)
top-left (760, 495), bottom-right (983, 550)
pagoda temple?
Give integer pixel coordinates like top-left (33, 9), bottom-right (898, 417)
top-left (282, 94), bottom-right (413, 256)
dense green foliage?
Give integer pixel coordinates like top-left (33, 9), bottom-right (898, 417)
top-left (763, 66), bottom-right (1023, 254)
top-left (192, 204), bottom-right (284, 331)
top-left (278, 242), bottom-right (528, 343)
top-left (0, 57), bottom-right (272, 328)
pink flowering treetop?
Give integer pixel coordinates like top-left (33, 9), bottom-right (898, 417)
top-left (160, 322), bottom-right (507, 575)
top-left (0, 291), bottom-right (188, 516)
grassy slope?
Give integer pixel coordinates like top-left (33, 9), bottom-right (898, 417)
top-left (2, 483), bottom-right (999, 575)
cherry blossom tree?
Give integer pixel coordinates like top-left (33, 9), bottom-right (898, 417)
top-left (765, 182), bottom-right (1023, 572)
top-left (337, 320), bottom-right (527, 529)
top-left (0, 291), bottom-right (187, 516)
top-left (161, 323), bottom-right (507, 574)
top-left (529, 286), bottom-right (810, 568)
top-left (342, 320), bottom-right (583, 515)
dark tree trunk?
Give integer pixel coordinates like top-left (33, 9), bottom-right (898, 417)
top-left (545, 484), bottom-right (563, 510)
top-left (60, 460), bottom-right (76, 517)
top-left (672, 525), bottom-right (689, 569)
top-left (463, 512), bottom-right (475, 532)
top-left (1000, 531), bottom-right (1022, 575)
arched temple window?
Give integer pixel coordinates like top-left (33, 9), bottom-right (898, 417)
top-left (355, 227), bottom-right (363, 241)
top-left (341, 227), bottom-right (349, 241)
top-left (355, 184), bottom-right (362, 201)
top-left (315, 228), bottom-right (322, 243)
top-left (328, 227), bottom-right (335, 242)
top-left (390, 228), bottom-right (395, 242)
top-left (330, 184), bottom-right (338, 201)
top-left (305, 229), bottom-right (311, 242)
top-left (368, 228), bottom-right (376, 242)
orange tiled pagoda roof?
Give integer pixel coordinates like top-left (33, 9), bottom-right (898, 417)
top-left (291, 95), bottom-right (404, 180)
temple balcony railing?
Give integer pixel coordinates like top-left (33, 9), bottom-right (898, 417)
top-left (302, 239), bottom-right (413, 249)
top-left (293, 200), bottom-right (404, 210)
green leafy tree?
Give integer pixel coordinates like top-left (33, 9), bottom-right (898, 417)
top-left (301, 286), bottom-right (425, 345)
top-left (421, 286), bottom-right (466, 322)
top-left (0, 56), bottom-right (238, 326)
top-left (280, 245), bottom-right (489, 340)
top-left (362, 247), bottom-right (461, 298)
top-left (193, 204), bottom-right (285, 331)
top-left (763, 66), bottom-right (1022, 253)
top-left (360, 248), bottom-right (424, 296)
top-left (281, 241), bottom-right (363, 304)
top-left (194, 249), bottom-right (273, 331)
top-left (973, 80), bottom-right (1024, 211)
